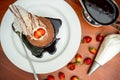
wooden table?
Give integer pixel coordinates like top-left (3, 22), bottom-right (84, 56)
top-left (0, 0), bottom-right (120, 80)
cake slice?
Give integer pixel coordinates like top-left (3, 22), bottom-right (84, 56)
top-left (9, 5), bottom-right (62, 58)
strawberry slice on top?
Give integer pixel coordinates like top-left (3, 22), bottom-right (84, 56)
top-left (34, 28), bottom-right (46, 39)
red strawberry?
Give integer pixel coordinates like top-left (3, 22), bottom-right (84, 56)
top-left (89, 47), bottom-right (97, 54)
top-left (47, 75), bottom-right (55, 80)
top-left (84, 57), bottom-right (92, 65)
top-left (58, 72), bottom-right (65, 80)
top-left (82, 36), bottom-right (92, 43)
top-left (67, 62), bottom-right (76, 70)
top-left (96, 33), bottom-right (104, 42)
top-left (75, 54), bottom-right (82, 64)
top-left (71, 76), bottom-right (79, 80)
top-left (34, 28), bottom-right (46, 39)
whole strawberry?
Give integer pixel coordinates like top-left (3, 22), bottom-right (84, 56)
top-left (96, 33), bottom-right (104, 42)
top-left (67, 62), bottom-right (76, 70)
top-left (75, 54), bottom-right (82, 64)
top-left (71, 75), bottom-right (79, 80)
top-left (58, 72), bottom-right (65, 80)
top-left (82, 36), bottom-right (92, 43)
top-left (84, 57), bottom-right (92, 65)
top-left (47, 75), bottom-right (55, 80)
top-left (89, 47), bottom-right (97, 54)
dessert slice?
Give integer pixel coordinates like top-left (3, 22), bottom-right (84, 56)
top-left (9, 5), bottom-right (62, 58)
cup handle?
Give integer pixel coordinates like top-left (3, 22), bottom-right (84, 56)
top-left (111, 21), bottom-right (120, 31)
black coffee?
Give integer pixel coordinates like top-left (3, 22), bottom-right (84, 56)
top-left (81, 0), bottom-right (119, 25)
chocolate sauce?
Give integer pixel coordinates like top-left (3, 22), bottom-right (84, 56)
top-left (81, 0), bottom-right (119, 25)
top-left (22, 17), bottom-right (62, 58)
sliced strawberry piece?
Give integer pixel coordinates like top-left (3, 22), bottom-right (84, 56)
top-left (38, 28), bottom-right (46, 35)
top-left (34, 28), bottom-right (46, 39)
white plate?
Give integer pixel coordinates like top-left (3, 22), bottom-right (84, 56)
top-left (0, 0), bottom-right (81, 74)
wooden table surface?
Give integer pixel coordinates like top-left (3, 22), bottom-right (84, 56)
top-left (0, 0), bottom-right (120, 80)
